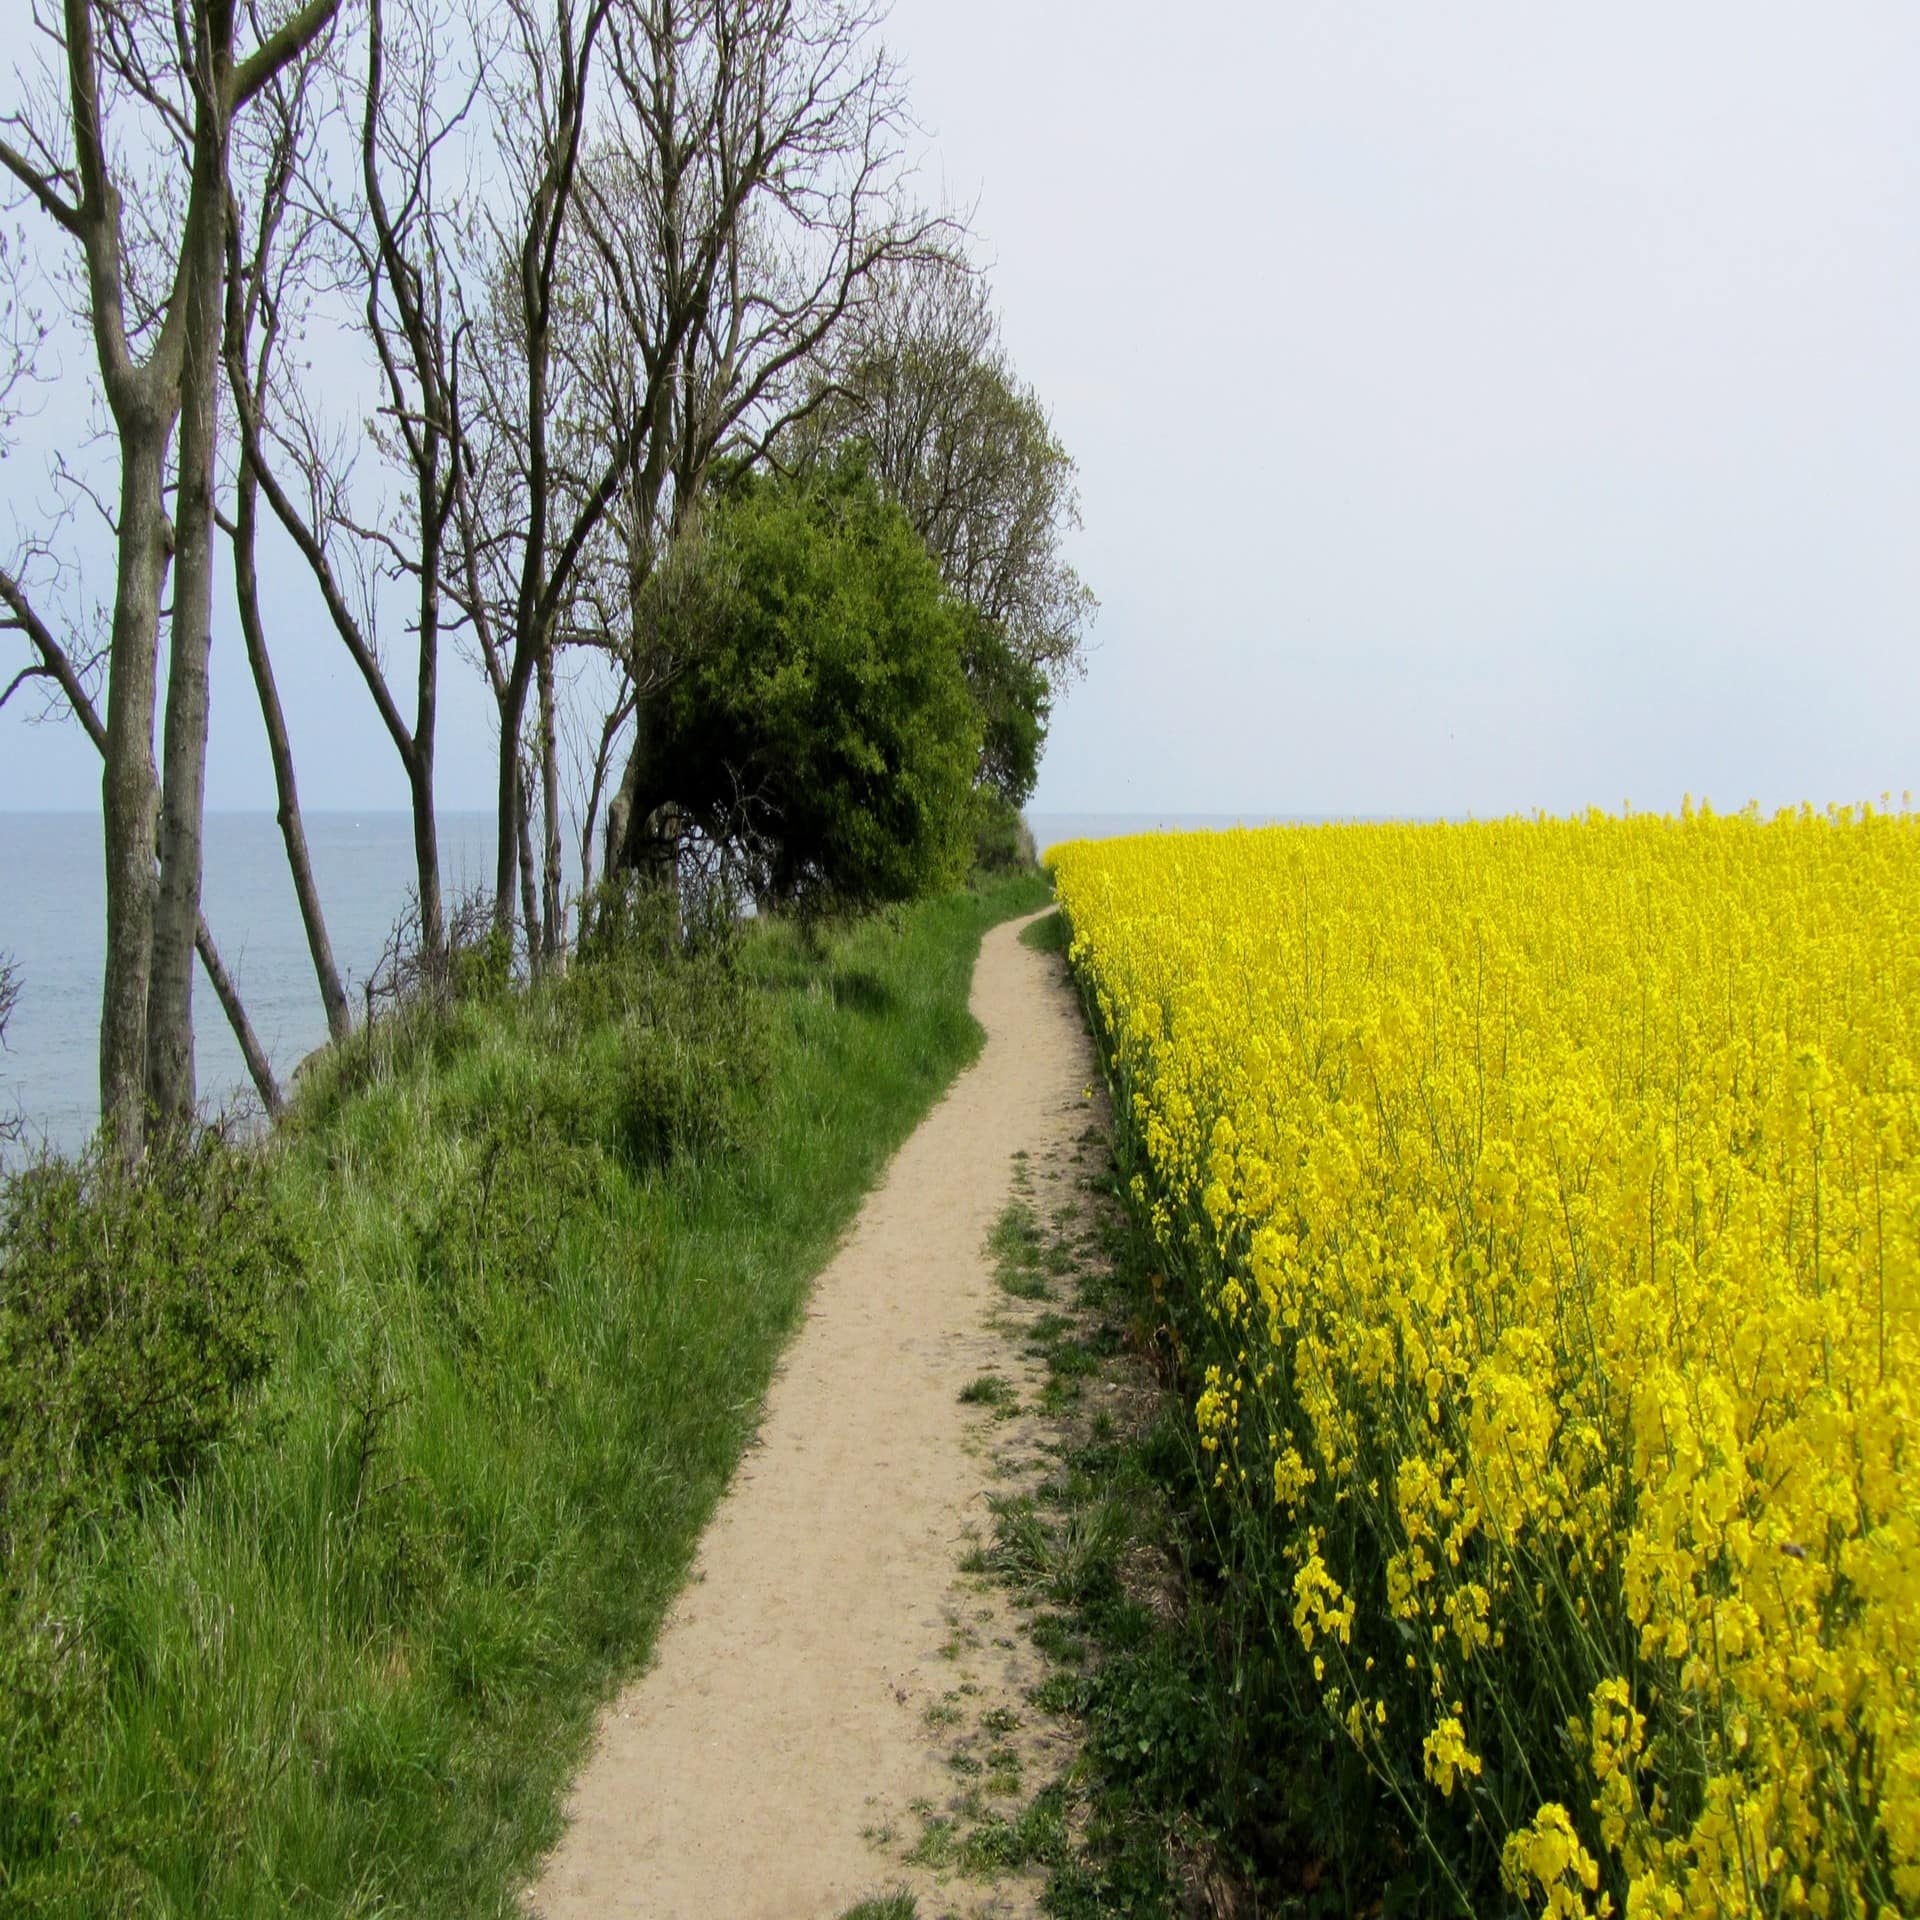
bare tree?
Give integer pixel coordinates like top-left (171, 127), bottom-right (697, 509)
top-left (0, 572), bottom-right (283, 1115)
top-left (533, 0), bottom-right (945, 887)
top-left (447, 0), bottom-right (614, 956)
top-left (1, 0), bottom-right (334, 1151)
top-left (0, 236), bottom-right (282, 1118)
top-left (230, 0), bottom-right (484, 979)
top-left (222, 51), bottom-right (351, 1045)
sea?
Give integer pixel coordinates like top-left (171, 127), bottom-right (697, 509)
top-left (0, 809), bottom-right (1304, 1158)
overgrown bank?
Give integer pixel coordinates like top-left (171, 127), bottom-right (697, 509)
top-left (1, 872), bottom-right (1046, 1916)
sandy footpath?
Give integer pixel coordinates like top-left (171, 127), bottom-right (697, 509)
top-left (529, 909), bottom-right (1093, 1920)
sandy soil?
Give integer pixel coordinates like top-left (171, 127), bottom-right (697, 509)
top-left (529, 909), bottom-right (1095, 1920)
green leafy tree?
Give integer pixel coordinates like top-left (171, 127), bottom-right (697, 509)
top-left (798, 255), bottom-right (1095, 692)
top-left (648, 462), bottom-right (981, 909)
top-left (961, 611), bottom-right (1051, 807)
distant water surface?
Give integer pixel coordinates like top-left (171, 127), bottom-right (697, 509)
top-left (1, 809), bottom-right (1323, 1156)
top-left (0, 812), bottom-right (508, 1157)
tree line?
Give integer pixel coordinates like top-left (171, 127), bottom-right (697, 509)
top-left (0, 0), bottom-right (1092, 1161)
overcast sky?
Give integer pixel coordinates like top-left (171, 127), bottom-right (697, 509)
top-left (3, 0), bottom-right (1917, 818)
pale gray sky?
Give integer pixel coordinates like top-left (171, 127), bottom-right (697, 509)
top-left (3, 0), bottom-right (1916, 817)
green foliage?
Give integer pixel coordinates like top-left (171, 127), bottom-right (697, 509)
top-left (655, 459), bottom-right (983, 911)
top-left (972, 793), bottom-right (1038, 875)
top-left (960, 610), bottom-right (1049, 807)
top-left (606, 1021), bottom-right (750, 1170)
top-left (0, 1138), bottom-right (295, 1513)
top-left (574, 872), bottom-right (681, 970)
top-left (0, 1136), bottom-right (301, 1906)
top-left (0, 872), bottom-right (1045, 1915)
top-left (447, 923), bottom-right (512, 1005)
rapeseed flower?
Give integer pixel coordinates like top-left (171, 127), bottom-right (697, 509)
top-left (1054, 806), bottom-right (1920, 1918)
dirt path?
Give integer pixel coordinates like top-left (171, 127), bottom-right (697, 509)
top-left (530, 909), bottom-right (1095, 1920)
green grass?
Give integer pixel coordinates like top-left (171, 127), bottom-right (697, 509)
top-left (986, 1198), bottom-right (1051, 1299)
top-left (4, 871), bottom-right (1047, 1916)
top-left (838, 1893), bottom-right (917, 1920)
top-left (958, 1372), bottom-right (1016, 1410)
top-left (1017, 908), bottom-right (1070, 954)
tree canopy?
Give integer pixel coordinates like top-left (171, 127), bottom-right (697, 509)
top-left (797, 255), bottom-right (1096, 694)
top-left (647, 461), bottom-right (981, 911)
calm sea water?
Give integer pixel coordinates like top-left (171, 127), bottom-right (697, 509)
top-left (0, 809), bottom-right (1308, 1157)
top-left (0, 813), bottom-right (512, 1157)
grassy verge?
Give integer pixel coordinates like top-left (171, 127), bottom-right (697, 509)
top-left (982, 1187), bottom-right (1373, 1918)
top-left (925, 923), bottom-right (1377, 1920)
top-left (1, 872), bottom-right (1047, 1917)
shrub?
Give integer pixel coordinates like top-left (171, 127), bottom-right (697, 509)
top-left (0, 1134), bottom-right (302, 1900)
top-left (0, 1136), bottom-right (298, 1528)
top-left (411, 1107), bottom-right (606, 1384)
top-left (447, 922), bottom-right (513, 1005)
top-left (650, 458), bottom-right (983, 912)
top-left (973, 793), bottom-right (1038, 874)
top-left (609, 1024), bottom-right (744, 1170)
top-left (575, 873), bottom-right (683, 972)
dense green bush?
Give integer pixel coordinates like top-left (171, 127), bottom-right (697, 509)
top-left (447, 923), bottom-right (513, 1004)
top-left (0, 1136), bottom-right (302, 1906)
top-left (0, 1138), bottom-right (297, 1519)
top-left (650, 459), bottom-right (983, 910)
top-left (973, 793), bottom-right (1039, 874)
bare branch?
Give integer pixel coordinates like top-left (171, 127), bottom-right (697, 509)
top-left (0, 136), bottom-right (83, 231)
top-left (231, 0), bottom-right (342, 108)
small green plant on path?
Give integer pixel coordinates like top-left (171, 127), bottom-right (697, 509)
top-left (986, 1198), bottom-right (1050, 1299)
top-left (839, 1891), bottom-right (919, 1920)
top-left (957, 1373), bottom-right (1016, 1412)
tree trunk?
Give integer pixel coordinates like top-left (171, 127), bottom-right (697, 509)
top-left (610, 682), bottom-right (679, 885)
top-left (494, 649), bottom-right (534, 933)
top-left (516, 761), bottom-right (541, 966)
top-left (407, 751), bottom-right (443, 971)
top-left (99, 419), bottom-right (172, 1158)
top-left (537, 641), bottom-right (563, 961)
top-left (195, 911), bottom-right (282, 1119)
top-left (413, 466), bottom-right (445, 963)
top-left (603, 737), bottom-right (638, 886)
top-left (148, 140), bottom-right (231, 1132)
top-left (234, 450), bottom-right (352, 1045)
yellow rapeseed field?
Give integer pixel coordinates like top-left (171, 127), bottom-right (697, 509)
top-left (1051, 808), bottom-right (1918, 1920)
